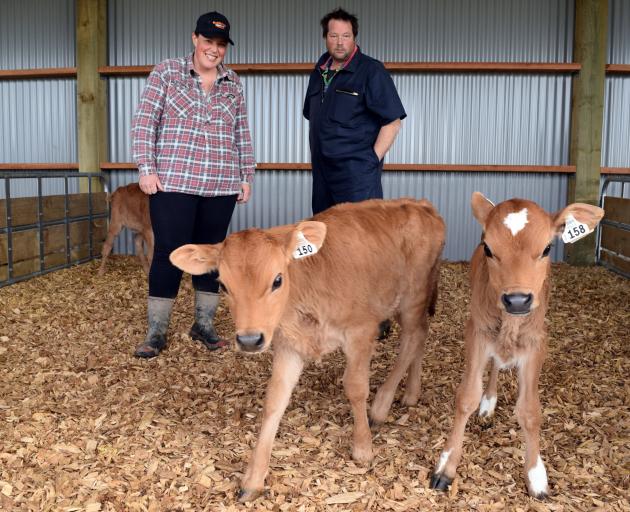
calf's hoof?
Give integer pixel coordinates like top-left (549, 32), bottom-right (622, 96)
top-left (352, 444), bottom-right (373, 463)
top-left (400, 393), bottom-right (420, 407)
top-left (528, 489), bottom-right (548, 501)
top-left (237, 487), bottom-right (263, 503)
top-left (368, 416), bottom-right (382, 430)
top-left (477, 415), bottom-right (494, 430)
top-left (429, 472), bottom-right (453, 491)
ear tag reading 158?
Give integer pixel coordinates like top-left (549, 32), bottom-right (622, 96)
top-left (292, 231), bottom-right (318, 259)
top-left (562, 214), bottom-right (593, 244)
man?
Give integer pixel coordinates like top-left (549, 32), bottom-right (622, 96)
top-left (303, 8), bottom-right (406, 215)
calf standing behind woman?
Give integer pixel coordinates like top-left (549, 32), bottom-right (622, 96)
top-left (98, 183), bottom-right (153, 275)
top-left (430, 192), bottom-right (604, 498)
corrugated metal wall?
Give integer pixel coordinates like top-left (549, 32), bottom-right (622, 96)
top-left (0, 0), bottom-right (75, 69)
top-left (0, 0), bottom-right (77, 198)
top-left (108, 0), bottom-right (574, 64)
top-left (603, 0), bottom-right (630, 169)
top-left (2, 0), bottom-right (628, 262)
top-left (107, 0), bottom-right (576, 260)
top-left (602, 0), bottom-right (630, 200)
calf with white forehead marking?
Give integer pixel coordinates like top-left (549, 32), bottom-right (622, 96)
top-left (430, 192), bottom-right (603, 499)
top-left (171, 198), bottom-right (446, 502)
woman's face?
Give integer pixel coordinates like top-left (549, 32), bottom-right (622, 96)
top-left (192, 33), bottom-right (228, 73)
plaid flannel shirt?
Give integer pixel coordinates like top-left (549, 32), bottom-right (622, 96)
top-left (131, 54), bottom-right (255, 197)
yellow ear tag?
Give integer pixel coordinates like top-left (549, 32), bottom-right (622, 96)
top-left (292, 231), bottom-right (318, 259)
top-left (562, 214), bottom-right (593, 244)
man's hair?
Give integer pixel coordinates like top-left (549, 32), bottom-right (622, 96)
top-left (320, 8), bottom-right (358, 38)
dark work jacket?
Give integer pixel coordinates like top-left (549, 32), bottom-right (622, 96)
top-left (303, 47), bottom-right (406, 199)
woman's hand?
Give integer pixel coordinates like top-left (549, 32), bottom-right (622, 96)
top-left (237, 182), bottom-right (251, 204)
top-left (139, 174), bottom-right (164, 195)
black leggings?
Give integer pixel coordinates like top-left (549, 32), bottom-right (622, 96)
top-left (148, 192), bottom-right (237, 298)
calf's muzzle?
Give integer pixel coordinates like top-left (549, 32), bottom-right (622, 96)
top-left (236, 332), bottom-right (265, 352)
top-left (501, 292), bottom-right (533, 315)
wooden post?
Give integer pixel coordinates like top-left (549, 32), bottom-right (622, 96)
top-left (566, 0), bottom-right (608, 265)
top-left (76, 0), bottom-right (108, 192)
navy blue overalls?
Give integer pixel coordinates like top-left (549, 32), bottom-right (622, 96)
top-left (303, 47), bottom-right (406, 214)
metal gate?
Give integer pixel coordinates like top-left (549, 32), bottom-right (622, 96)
top-left (0, 172), bottom-right (109, 287)
top-left (597, 176), bottom-right (630, 278)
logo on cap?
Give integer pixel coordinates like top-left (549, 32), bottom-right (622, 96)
top-left (212, 21), bottom-right (226, 30)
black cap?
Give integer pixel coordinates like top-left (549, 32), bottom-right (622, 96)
top-left (195, 12), bottom-right (234, 45)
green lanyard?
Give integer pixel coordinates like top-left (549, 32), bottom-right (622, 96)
top-left (321, 65), bottom-right (342, 92)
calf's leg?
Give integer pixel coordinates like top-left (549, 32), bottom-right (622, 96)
top-left (343, 327), bottom-right (376, 462)
top-left (478, 359), bottom-right (499, 419)
top-left (143, 227), bottom-right (154, 269)
top-left (430, 323), bottom-right (487, 490)
top-left (516, 351), bottom-right (548, 499)
top-left (370, 306), bottom-right (428, 424)
top-left (239, 348), bottom-right (304, 502)
top-left (401, 311), bottom-right (430, 407)
top-left (133, 233), bottom-right (150, 274)
top-left (98, 213), bottom-right (122, 275)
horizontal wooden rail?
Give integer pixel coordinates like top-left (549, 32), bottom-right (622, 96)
top-left (606, 64), bottom-right (630, 74)
top-left (8, 62), bottom-right (630, 80)
top-left (0, 68), bottom-right (77, 80)
top-left (3, 164), bottom-right (628, 175)
top-left (102, 162), bottom-right (579, 173)
top-left (0, 163), bottom-right (79, 170)
top-left (99, 62), bottom-right (582, 77)
top-left (602, 167), bottom-right (630, 175)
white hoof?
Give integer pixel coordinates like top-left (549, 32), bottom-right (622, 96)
top-left (527, 456), bottom-right (549, 498)
top-left (478, 395), bottom-right (497, 417)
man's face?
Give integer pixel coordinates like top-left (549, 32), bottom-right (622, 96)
top-left (325, 19), bottom-right (356, 64)
top-left (192, 33), bottom-right (227, 73)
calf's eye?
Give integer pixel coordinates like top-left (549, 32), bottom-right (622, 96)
top-left (483, 242), bottom-right (493, 258)
top-left (542, 244), bottom-right (552, 258)
top-left (272, 274), bottom-right (283, 291)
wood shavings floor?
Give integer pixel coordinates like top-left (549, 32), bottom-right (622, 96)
top-left (0, 257), bottom-right (628, 511)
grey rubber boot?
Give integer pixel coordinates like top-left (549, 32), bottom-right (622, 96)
top-left (134, 296), bottom-right (174, 358)
top-left (189, 290), bottom-right (228, 350)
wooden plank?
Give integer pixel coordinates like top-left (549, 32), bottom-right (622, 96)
top-left (98, 62), bottom-right (582, 76)
top-left (0, 220), bottom-right (106, 265)
top-left (0, 230), bottom-right (38, 265)
top-left (0, 68), bottom-right (77, 80)
top-left (0, 241), bottom-right (104, 281)
top-left (603, 196), bottom-right (630, 224)
top-left (100, 161), bottom-right (577, 173)
top-left (0, 193), bottom-right (108, 228)
top-left (77, 0), bottom-right (108, 180)
top-left (602, 167), bottom-right (630, 175)
top-left (599, 250), bottom-right (630, 275)
top-left (600, 225), bottom-right (630, 258)
top-left (0, 163), bottom-right (79, 170)
top-left (566, 0), bottom-right (607, 265)
top-left (606, 64), bottom-right (630, 74)
top-left (14, 162), bottom-right (629, 174)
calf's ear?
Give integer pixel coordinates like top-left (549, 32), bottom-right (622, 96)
top-left (170, 244), bottom-right (221, 275)
top-left (285, 221), bottom-right (327, 258)
top-left (471, 192), bottom-right (495, 227)
top-left (552, 203), bottom-right (605, 235)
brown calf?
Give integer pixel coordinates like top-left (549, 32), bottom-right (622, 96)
top-left (171, 198), bottom-right (445, 502)
top-left (430, 192), bottom-right (604, 498)
top-left (98, 183), bottom-right (154, 275)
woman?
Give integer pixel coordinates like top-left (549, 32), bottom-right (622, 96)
top-left (131, 11), bottom-right (255, 358)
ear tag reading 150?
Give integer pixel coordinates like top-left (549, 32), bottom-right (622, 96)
top-left (562, 214), bottom-right (593, 244)
top-left (292, 231), bottom-right (318, 259)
